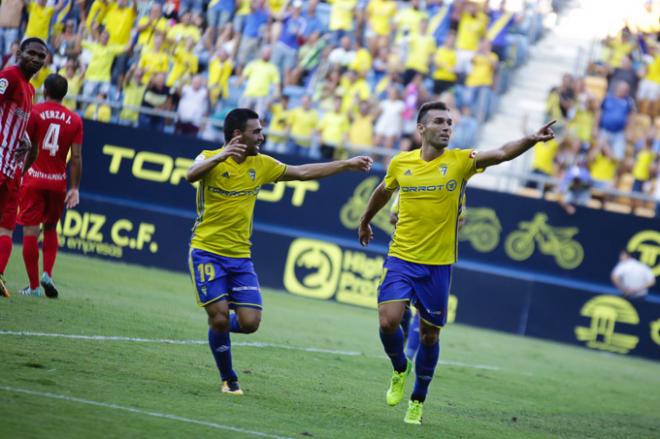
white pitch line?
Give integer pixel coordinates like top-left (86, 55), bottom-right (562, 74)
top-left (0, 385), bottom-right (293, 439)
top-left (0, 330), bottom-right (500, 371)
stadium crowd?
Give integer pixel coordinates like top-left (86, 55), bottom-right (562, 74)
top-left (527, 9), bottom-right (660, 215)
top-left (0, 0), bottom-right (554, 162)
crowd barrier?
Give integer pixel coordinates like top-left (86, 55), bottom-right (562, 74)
top-left (52, 121), bottom-right (659, 360)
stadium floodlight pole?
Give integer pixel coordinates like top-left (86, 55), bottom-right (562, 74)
top-left (358, 100), bottom-right (555, 425)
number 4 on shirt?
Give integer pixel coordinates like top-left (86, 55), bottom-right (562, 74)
top-left (43, 123), bottom-right (60, 156)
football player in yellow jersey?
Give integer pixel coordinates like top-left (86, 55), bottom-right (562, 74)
top-left (186, 108), bottom-right (373, 396)
top-left (358, 101), bottom-right (555, 425)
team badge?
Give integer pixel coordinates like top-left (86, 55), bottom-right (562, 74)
top-left (469, 150), bottom-right (478, 159)
top-left (0, 78), bottom-right (8, 95)
top-left (439, 164), bottom-right (448, 176)
top-left (248, 168), bottom-right (256, 181)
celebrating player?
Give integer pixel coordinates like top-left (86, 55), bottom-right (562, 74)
top-left (18, 73), bottom-right (83, 297)
top-left (186, 108), bottom-right (373, 395)
top-left (358, 101), bottom-right (554, 425)
top-left (0, 38), bottom-right (49, 298)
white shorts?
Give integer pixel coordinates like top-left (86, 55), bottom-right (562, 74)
top-left (637, 79), bottom-right (660, 101)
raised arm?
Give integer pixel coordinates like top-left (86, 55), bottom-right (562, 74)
top-left (358, 181), bottom-right (394, 247)
top-left (185, 137), bottom-right (247, 183)
top-left (475, 120), bottom-right (556, 169)
top-left (278, 155), bottom-right (372, 181)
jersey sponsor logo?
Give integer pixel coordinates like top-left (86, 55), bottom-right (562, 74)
top-left (575, 296), bottom-right (639, 354)
top-left (400, 179), bottom-right (457, 193)
top-left (207, 185), bottom-right (260, 197)
top-left (0, 78), bottom-right (7, 95)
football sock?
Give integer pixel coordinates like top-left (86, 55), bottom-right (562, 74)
top-left (405, 315), bottom-right (420, 360)
top-left (411, 340), bottom-right (440, 403)
top-left (0, 235), bottom-right (12, 274)
top-left (229, 313), bottom-right (251, 333)
top-left (400, 307), bottom-right (412, 340)
top-left (208, 328), bottom-right (237, 382)
top-left (380, 327), bottom-right (408, 373)
top-left (22, 236), bottom-right (40, 289)
top-left (42, 229), bottom-right (58, 277)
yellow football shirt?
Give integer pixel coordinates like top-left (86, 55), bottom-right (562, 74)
top-left (531, 139), bottom-right (558, 175)
top-left (384, 148), bottom-right (479, 265)
top-left (167, 46), bottom-right (198, 87)
top-left (318, 111), bottom-right (350, 145)
top-left (433, 47), bottom-right (457, 81)
top-left (328, 0), bottom-right (356, 31)
top-left (349, 113), bottom-right (374, 147)
top-left (288, 107), bottom-right (319, 147)
top-left (86, 0), bottom-right (108, 31)
top-left (208, 57), bottom-right (234, 102)
top-left (405, 34), bottom-right (437, 74)
top-left (590, 153), bottom-right (617, 183)
top-left (367, 0), bottom-right (397, 36)
top-left (190, 150), bottom-right (287, 258)
top-left (465, 52), bottom-right (498, 87)
top-left (82, 41), bottom-right (125, 82)
top-left (243, 60), bottom-right (280, 97)
top-left (102, 3), bottom-right (136, 46)
top-left (456, 13), bottom-right (485, 51)
top-left (633, 149), bottom-right (655, 181)
top-left (25, 3), bottom-right (55, 40)
top-left (138, 49), bottom-right (171, 84)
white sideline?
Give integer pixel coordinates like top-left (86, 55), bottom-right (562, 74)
top-left (0, 330), bottom-right (500, 371)
top-left (0, 385), bottom-right (293, 439)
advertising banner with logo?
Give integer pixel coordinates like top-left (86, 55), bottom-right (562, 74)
top-left (81, 121), bottom-right (660, 293)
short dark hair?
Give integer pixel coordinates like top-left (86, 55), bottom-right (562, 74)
top-left (224, 108), bottom-right (259, 142)
top-left (44, 74), bottom-right (68, 101)
top-left (417, 101), bottom-right (449, 124)
top-left (20, 37), bottom-right (48, 52)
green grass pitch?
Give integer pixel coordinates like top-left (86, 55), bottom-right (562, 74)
top-left (1, 250), bottom-right (659, 438)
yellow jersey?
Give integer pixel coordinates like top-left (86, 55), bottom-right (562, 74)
top-left (531, 139), bottom-right (558, 175)
top-left (405, 34), bottom-right (436, 74)
top-left (465, 52), bottom-right (498, 87)
top-left (433, 47), bottom-right (457, 81)
top-left (25, 3), bottom-right (55, 40)
top-left (86, 0), bottom-right (108, 31)
top-left (82, 41), bottom-right (126, 82)
top-left (190, 150), bottom-right (287, 258)
top-left (328, 0), bottom-right (357, 31)
top-left (349, 113), bottom-right (374, 147)
top-left (288, 107), bottom-right (319, 147)
top-left (633, 149), bottom-right (655, 181)
top-left (318, 111), bottom-right (350, 145)
top-left (102, 3), bottom-right (136, 46)
top-left (590, 153), bottom-right (617, 183)
top-left (367, 0), bottom-right (397, 36)
top-left (243, 59), bottom-right (280, 97)
top-left (456, 13), bottom-right (485, 51)
top-left (208, 57), bottom-right (234, 102)
top-left (384, 148), bottom-right (479, 265)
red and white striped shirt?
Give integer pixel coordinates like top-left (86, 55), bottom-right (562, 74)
top-left (0, 65), bottom-right (35, 178)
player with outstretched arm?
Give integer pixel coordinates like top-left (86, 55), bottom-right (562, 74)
top-left (186, 108), bottom-right (372, 395)
top-left (358, 101), bottom-right (554, 425)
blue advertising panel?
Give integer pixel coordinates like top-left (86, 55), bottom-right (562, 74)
top-left (81, 121), bottom-right (660, 292)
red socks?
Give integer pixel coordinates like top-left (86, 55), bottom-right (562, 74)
top-left (22, 235), bottom-right (40, 289)
top-left (42, 229), bottom-right (58, 277)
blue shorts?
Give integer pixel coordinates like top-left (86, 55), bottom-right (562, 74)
top-left (378, 256), bottom-right (452, 328)
top-left (188, 248), bottom-right (262, 309)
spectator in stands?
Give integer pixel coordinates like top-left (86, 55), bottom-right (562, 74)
top-left (328, 0), bottom-right (357, 44)
top-left (265, 95), bottom-right (290, 153)
top-left (81, 29), bottom-right (128, 98)
top-left (637, 47), bottom-right (660, 117)
top-left (84, 92), bottom-right (113, 122)
top-left (176, 75), bottom-right (209, 136)
top-left (167, 37), bottom-right (199, 87)
top-left (208, 48), bottom-right (234, 105)
top-left (631, 136), bottom-right (656, 211)
top-left (365, 0), bottom-right (397, 45)
top-left (302, 0), bottom-right (324, 38)
top-left (486, 0), bottom-right (517, 62)
top-left (290, 30), bottom-right (327, 86)
top-left (432, 32), bottom-right (457, 98)
top-left (206, 0), bottom-right (235, 43)
top-left (455, 0), bottom-right (486, 78)
top-left (317, 96), bottom-right (349, 159)
top-left (287, 95), bottom-right (319, 156)
top-left (401, 19), bottom-right (434, 84)
top-left (24, 0), bottom-right (67, 42)
top-left (588, 139), bottom-right (618, 203)
top-left (60, 58), bottom-right (83, 111)
top-left (239, 46), bottom-right (281, 117)
top-left (328, 35), bottom-right (355, 68)
top-left (236, 0), bottom-right (269, 68)
top-left (1, 41), bottom-right (19, 68)
top-left (140, 72), bottom-right (172, 131)
top-left (597, 81), bottom-right (635, 162)
top-left (0, 0), bottom-right (23, 56)
top-left (102, 0), bottom-right (137, 84)
top-left (272, 0), bottom-right (306, 85)
top-left (374, 86), bottom-right (405, 150)
top-left (393, 0), bottom-right (427, 42)
top-left (558, 161), bottom-right (592, 215)
top-left (52, 20), bottom-right (81, 70)
top-left (464, 38), bottom-right (498, 122)
top-left (85, 0), bottom-right (109, 32)
top-left (611, 250), bottom-right (655, 299)
top-left (449, 106), bottom-right (478, 150)
top-left (119, 67), bottom-right (146, 126)
top-left (138, 33), bottom-right (170, 85)
top-left (349, 99), bottom-right (375, 151)
top-left (135, 3), bottom-right (168, 53)
top-left (607, 55), bottom-right (639, 97)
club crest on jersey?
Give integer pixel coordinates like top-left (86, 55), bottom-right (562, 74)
top-left (248, 168), bottom-right (256, 181)
top-left (469, 150), bottom-right (478, 159)
top-left (439, 164), bottom-right (448, 176)
top-left (0, 78), bottom-right (7, 95)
